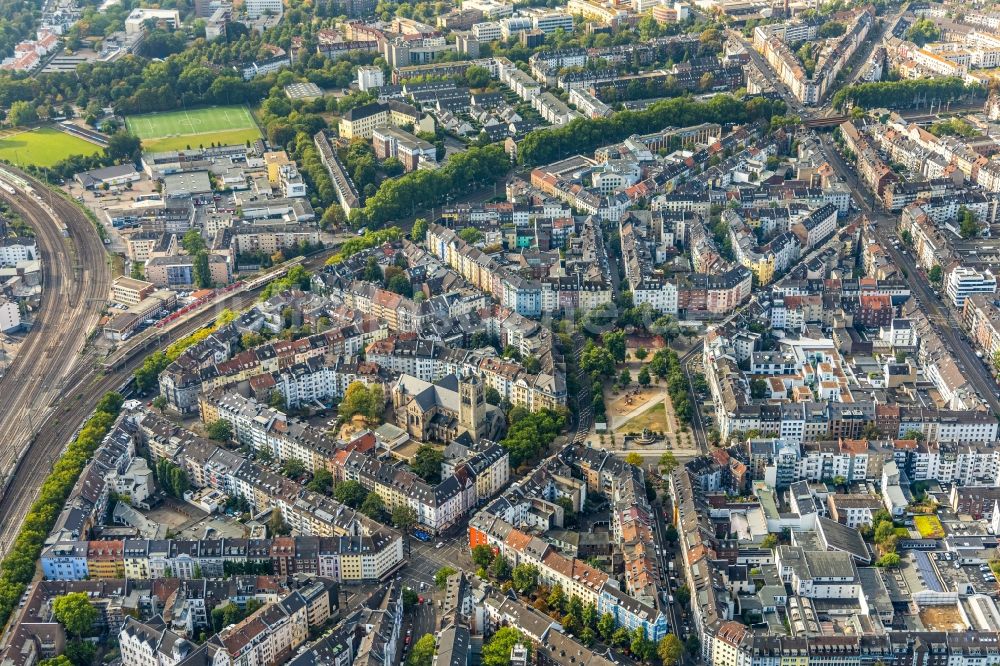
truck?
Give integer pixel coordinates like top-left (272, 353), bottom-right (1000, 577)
top-left (668, 561), bottom-right (675, 573)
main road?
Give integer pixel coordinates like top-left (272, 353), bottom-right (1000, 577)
top-left (0, 167), bottom-right (110, 530)
top-left (816, 133), bottom-right (1000, 414)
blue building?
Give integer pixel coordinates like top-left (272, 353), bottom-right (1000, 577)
top-left (41, 542), bottom-right (90, 580)
top-left (598, 582), bottom-right (669, 642)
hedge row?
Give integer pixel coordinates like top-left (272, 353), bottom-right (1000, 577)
top-left (0, 392), bottom-right (125, 628)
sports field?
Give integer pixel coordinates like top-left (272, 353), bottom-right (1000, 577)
top-left (125, 106), bottom-right (262, 152)
top-left (0, 127), bottom-right (102, 167)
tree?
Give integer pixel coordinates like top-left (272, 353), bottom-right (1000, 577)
top-left (182, 228), bottom-right (206, 254)
top-left (466, 543), bottom-right (493, 567)
top-left (597, 612), bottom-right (616, 641)
top-left (485, 386), bottom-right (502, 406)
top-left (193, 251), bottom-right (211, 288)
top-left (928, 264), bottom-right (943, 284)
top-left (152, 395), bottom-right (167, 412)
top-left (638, 367), bottom-right (651, 387)
top-left (435, 566), bottom-right (458, 589)
top-left (612, 627), bottom-right (631, 647)
top-left (876, 552), bottom-right (901, 567)
top-left (339, 382), bottom-right (384, 422)
top-left (959, 206), bottom-right (979, 239)
top-left (675, 584), bottom-right (691, 606)
top-left (465, 64), bottom-right (492, 88)
top-left (750, 378), bottom-right (769, 399)
top-left (511, 563), bottom-right (539, 594)
top-left (106, 131), bottom-right (142, 160)
top-left (40, 657), bottom-right (74, 666)
top-left (412, 445), bottom-right (444, 484)
top-left (685, 633), bottom-right (701, 656)
top-left (281, 458), bottom-right (306, 479)
top-left (902, 428), bottom-right (924, 441)
top-left (307, 468), bottom-right (333, 494)
top-left (402, 587), bottom-right (419, 611)
top-left (490, 552), bottom-right (511, 581)
top-left (619, 368), bottom-right (632, 387)
top-left (268, 510), bottom-right (290, 536)
top-left (63, 641), bottom-right (97, 666)
top-left (458, 227), bottom-right (483, 244)
top-left (411, 218), bottom-right (429, 243)
top-left (832, 475), bottom-right (847, 488)
top-left (906, 17), bottom-right (942, 46)
top-left (391, 504), bottom-right (418, 530)
top-left (483, 627), bottom-right (530, 666)
top-left (334, 480), bottom-right (368, 508)
top-left (407, 634), bottom-right (436, 666)
top-left (631, 627), bottom-right (655, 662)
top-left (8, 101), bottom-right (38, 127)
top-left (604, 330), bottom-right (627, 364)
top-left (659, 451), bottom-right (678, 474)
top-left (875, 520), bottom-right (896, 546)
top-left (761, 534), bottom-right (778, 549)
top-left (52, 593), bottom-right (97, 637)
top-left (634, 346), bottom-right (648, 361)
top-left (548, 583), bottom-right (566, 612)
top-left (206, 419), bottom-right (232, 441)
top-left (625, 452), bottom-right (643, 467)
top-left (360, 492), bottom-right (386, 520)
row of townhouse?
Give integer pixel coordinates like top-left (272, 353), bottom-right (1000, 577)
top-left (339, 279), bottom-right (486, 332)
top-left (0, 575), bottom-right (335, 666)
top-left (757, 8), bottom-right (873, 105)
top-left (963, 293), bottom-right (1000, 360)
top-left (618, 210), bottom-right (753, 316)
top-left (882, 116), bottom-right (1000, 195)
top-left (43, 532), bottom-right (399, 585)
top-left (746, 435), bottom-right (1000, 490)
top-left (118, 581), bottom-right (337, 666)
top-left (424, 221), bottom-right (613, 317)
top-left (132, 410), bottom-right (405, 581)
top-left (670, 455), bottom-right (1000, 666)
top-left (159, 315), bottom-right (389, 412)
top-left (839, 121), bottom-right (900, 201)
top-left (333, 440), bottom-right (510, 534)
top-left (468, 444), bottom-right (669, 641)
top-left (204, 392), bottom-right (349, 473)
top-left (715, 391), bottom-right (999, 444)
top-left (46, 417), bottom-right (155, 544)
top-left (365, 333), bottom-right (567, 411)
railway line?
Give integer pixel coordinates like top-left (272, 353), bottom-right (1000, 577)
top-left (0, 167), bottom-right (109, 552)
top-left (0, 246), bottom-right (332, 554)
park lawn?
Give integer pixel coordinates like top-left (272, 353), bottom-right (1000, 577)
top-left (139, 128), bottom-right (263, 153)
top-left (0, 127), bottom-right (102, 167)
top-left (914, 514), bottom-right (945, 539)
top-left (621, 402), bottom-right (668, 434)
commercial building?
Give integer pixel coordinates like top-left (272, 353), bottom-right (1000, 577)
top-left (947, 266), bottom-right (997, 307)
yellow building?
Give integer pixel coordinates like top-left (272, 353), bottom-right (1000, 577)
top-left (264, 151), bottom-right (293, 185)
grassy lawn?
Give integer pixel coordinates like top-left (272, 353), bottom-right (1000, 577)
top-left (139, 128), bottom-right (262, 153)
top-left (0, 127), bottom-right (102, 167)
top-left (125, 105), bottom-right (262, 152)
top-left (620, 402), bottom-right (668, 434)
top-left (914, 514), bottom-right (945, 539)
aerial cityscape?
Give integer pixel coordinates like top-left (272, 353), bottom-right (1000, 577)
top-left (3, 0), bottom-right (1000, 666)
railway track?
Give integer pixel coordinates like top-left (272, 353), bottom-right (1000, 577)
top-left (0, 246), bottom-right (332, 553)
top-left (0, 168), bottom-right (109, 550)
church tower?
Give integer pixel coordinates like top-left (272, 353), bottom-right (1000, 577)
top-left (459, 373), bottom-right (486, 442)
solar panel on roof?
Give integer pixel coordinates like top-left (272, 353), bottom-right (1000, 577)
top-left (913, 550), bottom-right (944, 593)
